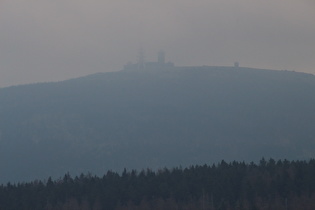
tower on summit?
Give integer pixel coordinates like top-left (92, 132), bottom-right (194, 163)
top-left (137, 48), bottom-right (145, 70)
top-left (158, 51), bottom-right (165, 64)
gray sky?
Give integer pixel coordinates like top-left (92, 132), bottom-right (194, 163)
top-left (0, 0), bottom-right (315, 87)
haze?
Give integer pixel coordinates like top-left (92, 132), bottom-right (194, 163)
top-left (0, 0), bottom-right (314, 87)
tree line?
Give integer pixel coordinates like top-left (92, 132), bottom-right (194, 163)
top-left (1, 158), bottom-right (315, 210)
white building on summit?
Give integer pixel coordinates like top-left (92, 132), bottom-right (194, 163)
top-left (124, 51), bottom-right (174, 71)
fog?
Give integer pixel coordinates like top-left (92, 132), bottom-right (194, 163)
top-left (0, 0), bottom-right (314, 87)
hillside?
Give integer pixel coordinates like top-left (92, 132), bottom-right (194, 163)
top-left (0, 66), bottom-right (315, 182)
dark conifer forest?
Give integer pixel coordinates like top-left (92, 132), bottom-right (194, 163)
top-left (1, 159), bottom-right (315, 210)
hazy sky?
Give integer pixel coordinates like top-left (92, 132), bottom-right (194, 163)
top-left (0, 0), bottom-right (314, 87)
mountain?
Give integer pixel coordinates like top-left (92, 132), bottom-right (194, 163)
top-left (0, 66), bottom-right (315, 183)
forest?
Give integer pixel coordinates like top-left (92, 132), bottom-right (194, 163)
top-left (1, 158), bottom-right (315, 210)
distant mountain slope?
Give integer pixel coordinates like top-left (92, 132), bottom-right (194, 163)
top-left (0, 66), bottom-right (315, 183)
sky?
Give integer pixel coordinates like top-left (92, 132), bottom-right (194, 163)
top-left (0, 0), bottom-right (314, 87)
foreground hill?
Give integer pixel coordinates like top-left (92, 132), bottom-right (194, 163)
top-left (0, 66), bottom-right (315, 182)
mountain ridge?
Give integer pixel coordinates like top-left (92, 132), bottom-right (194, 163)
top-left (0, 66), bottom-right (315, 183)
